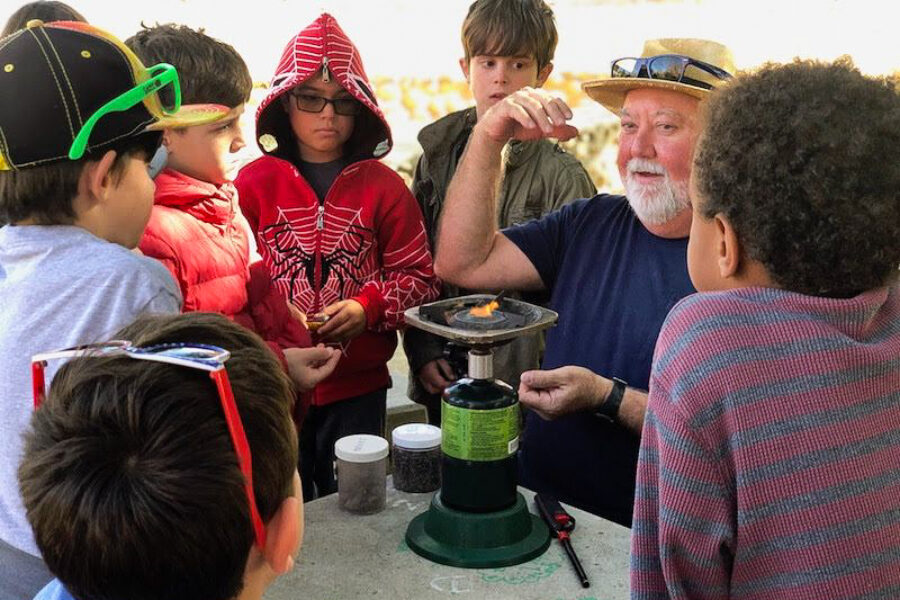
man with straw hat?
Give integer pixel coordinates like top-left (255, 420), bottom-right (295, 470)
top-left (433, 39), bottom-right (735, 526)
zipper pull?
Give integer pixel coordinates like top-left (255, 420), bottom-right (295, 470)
top-left (317, 204), bottom-right (325, 230)
top-left (321, 57), bottom-right (330, 82)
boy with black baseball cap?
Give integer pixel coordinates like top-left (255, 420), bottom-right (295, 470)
top-left (0, 20), bottom-right (227, 597)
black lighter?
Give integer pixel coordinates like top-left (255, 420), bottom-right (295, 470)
top-left (535, 492), bottom-right (590, 588)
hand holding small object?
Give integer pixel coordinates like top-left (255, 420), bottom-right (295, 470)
top-left (316, 300), bottom-right (366, 342)
top-left (284, 344), bottom-right (341, 390)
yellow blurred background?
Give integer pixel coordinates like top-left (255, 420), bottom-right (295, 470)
top-left (16, 0), bottom-right (897, 191)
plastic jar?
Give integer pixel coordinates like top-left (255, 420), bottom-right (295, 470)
top-left (334, 434), bottom-right (389, 514)
top-left (391, 424), bottom-right (442, 493)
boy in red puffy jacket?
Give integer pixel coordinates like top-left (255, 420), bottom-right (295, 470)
top-left (126, 24), bottom-right (340, 392)
top-left (236, 13), bottom-right (440, 499)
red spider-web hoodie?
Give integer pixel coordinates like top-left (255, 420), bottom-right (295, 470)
top-left (236, 13), bottom-right (440, 406)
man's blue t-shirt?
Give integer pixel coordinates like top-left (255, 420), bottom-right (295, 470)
top-left (503, 194), bottom-right (694, 525)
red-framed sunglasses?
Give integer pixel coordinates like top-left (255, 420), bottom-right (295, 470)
top-left (31, 340), bottom-right (267, 549)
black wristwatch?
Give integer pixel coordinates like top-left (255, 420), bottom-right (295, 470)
top-left (594, 377), bottom-right (626, 422)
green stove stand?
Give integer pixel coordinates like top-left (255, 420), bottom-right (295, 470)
top-left (406, 491), bottom-right (550, 568)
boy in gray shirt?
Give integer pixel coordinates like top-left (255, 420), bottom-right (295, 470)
top-left (0, 20), bottom-right (228, 598)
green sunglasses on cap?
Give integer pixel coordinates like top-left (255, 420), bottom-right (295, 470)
top-left (68, 62), bottom-right (181, 160)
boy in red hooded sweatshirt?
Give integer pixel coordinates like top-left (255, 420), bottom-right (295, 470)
top-left (126, 24), bottom-right (340, 393)
top-left (236, 13), bottom-right (441, 499)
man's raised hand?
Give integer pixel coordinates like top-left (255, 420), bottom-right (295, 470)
top-left (475, 87), bottom-right (579, 145)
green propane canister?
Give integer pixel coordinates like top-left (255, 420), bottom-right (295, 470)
top-left (440, 347), bottom-right (519, 512)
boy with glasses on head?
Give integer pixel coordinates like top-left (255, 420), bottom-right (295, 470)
top-left (235, 13), bottom-right (440, 500)
top-left (0, 20), bottom-right (227, 598)
top-left (124, 24), bottom-right (339, 398)
top-left (20, 312), bottom-right (305, 600)
top-left (403, 0), bottom-right (595, 426)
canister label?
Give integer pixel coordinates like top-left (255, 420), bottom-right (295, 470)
top-left (441, 403), bottom-right (519, 461)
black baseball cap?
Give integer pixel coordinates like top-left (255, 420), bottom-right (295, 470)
top-left (0, 20), bottom-right (229, 171)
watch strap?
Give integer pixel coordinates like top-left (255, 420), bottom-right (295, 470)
top-left (595, 377), bottom-right (626, 422)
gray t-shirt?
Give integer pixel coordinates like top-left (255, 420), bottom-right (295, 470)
top-left (0, 225), bottom-right (181, 593)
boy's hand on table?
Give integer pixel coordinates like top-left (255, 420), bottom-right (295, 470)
top-left (284, 344), bottom-right (341, 390)
top-left (317, 299), bottom-right (366, 343)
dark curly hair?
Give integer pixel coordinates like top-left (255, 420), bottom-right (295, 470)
top-left (694, 58), bottom-right (900, 297)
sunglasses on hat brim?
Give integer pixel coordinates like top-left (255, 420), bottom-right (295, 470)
top-left (610, 54), bottom-right (732, 90)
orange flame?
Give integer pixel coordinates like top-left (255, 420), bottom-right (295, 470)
top-left (469, 300), bottom-right (499, 317)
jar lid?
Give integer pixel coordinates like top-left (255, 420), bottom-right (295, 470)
top-left (392, 423), bottom-right (441, 449)
top-left (334, 434), bottom-right (389, 463)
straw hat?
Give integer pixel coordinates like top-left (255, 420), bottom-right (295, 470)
top-left (582, 38), bottom-right (736, 114)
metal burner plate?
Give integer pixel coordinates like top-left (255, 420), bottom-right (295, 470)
top-left (404, 294), bottom-right (558, 346)
top-left (448, 309), bottom-right (527, 330)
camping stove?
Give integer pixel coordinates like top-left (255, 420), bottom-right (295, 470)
top-left (403, 295), bottom-right (558, 568)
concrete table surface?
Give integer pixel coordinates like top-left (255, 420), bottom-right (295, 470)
top-left (265, 481), bottom-right (630, 600)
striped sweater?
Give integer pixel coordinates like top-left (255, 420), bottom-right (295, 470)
top-left (632, 286), bottom-right (900, 600)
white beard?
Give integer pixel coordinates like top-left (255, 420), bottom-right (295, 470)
top-left (623, 158), bottom-right (691, 225)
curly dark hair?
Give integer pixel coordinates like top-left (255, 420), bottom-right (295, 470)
top-left (694, 58), bottom-right (900, 297)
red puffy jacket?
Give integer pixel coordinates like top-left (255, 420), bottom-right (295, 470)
top-left (139, 169), bottom-right (312, 363)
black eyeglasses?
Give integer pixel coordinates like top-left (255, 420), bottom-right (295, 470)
top-left (610, 54), bottom-right (732, 90)
top-left (289, 92), bottom-right (362, 116)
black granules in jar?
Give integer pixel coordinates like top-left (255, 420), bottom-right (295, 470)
top-left (393, 445), bottom-right (441, 492)
top-left (391, 423), bottom-right (442, 493)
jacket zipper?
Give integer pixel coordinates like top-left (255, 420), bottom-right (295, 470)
top-left (310, 166), bottom-right (353, 314)
top-left (313, 201), bottom-right (324, 313)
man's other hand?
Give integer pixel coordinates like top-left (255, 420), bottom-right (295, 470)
top-left (518, 366), bottom-right (611, 420)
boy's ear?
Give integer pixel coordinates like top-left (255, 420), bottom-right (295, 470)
top-left (262, 495), bottom-right (302, 575)
top-left (536, 62), bottom-right (553, 87)
top-left (459, 57), bottom-right (470, 82)
top-left (161, 128), bottom-right (175, 149)
top-left (714, 212), bottom-right (742, 279)
top-left (81, 150), bottom-right (119, 202)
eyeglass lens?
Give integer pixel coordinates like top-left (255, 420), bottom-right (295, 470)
top-left (611, 57), bottom-right (640, 78)
top-left (293, 93), bottom-right (361, 116)
top-left (140, 346), bottom-right (225, 361)
top-left (146, 64), bottom-right (179, 113)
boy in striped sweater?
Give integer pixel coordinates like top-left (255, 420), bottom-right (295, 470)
top-left (631, 59), bottom-right (900, 599)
